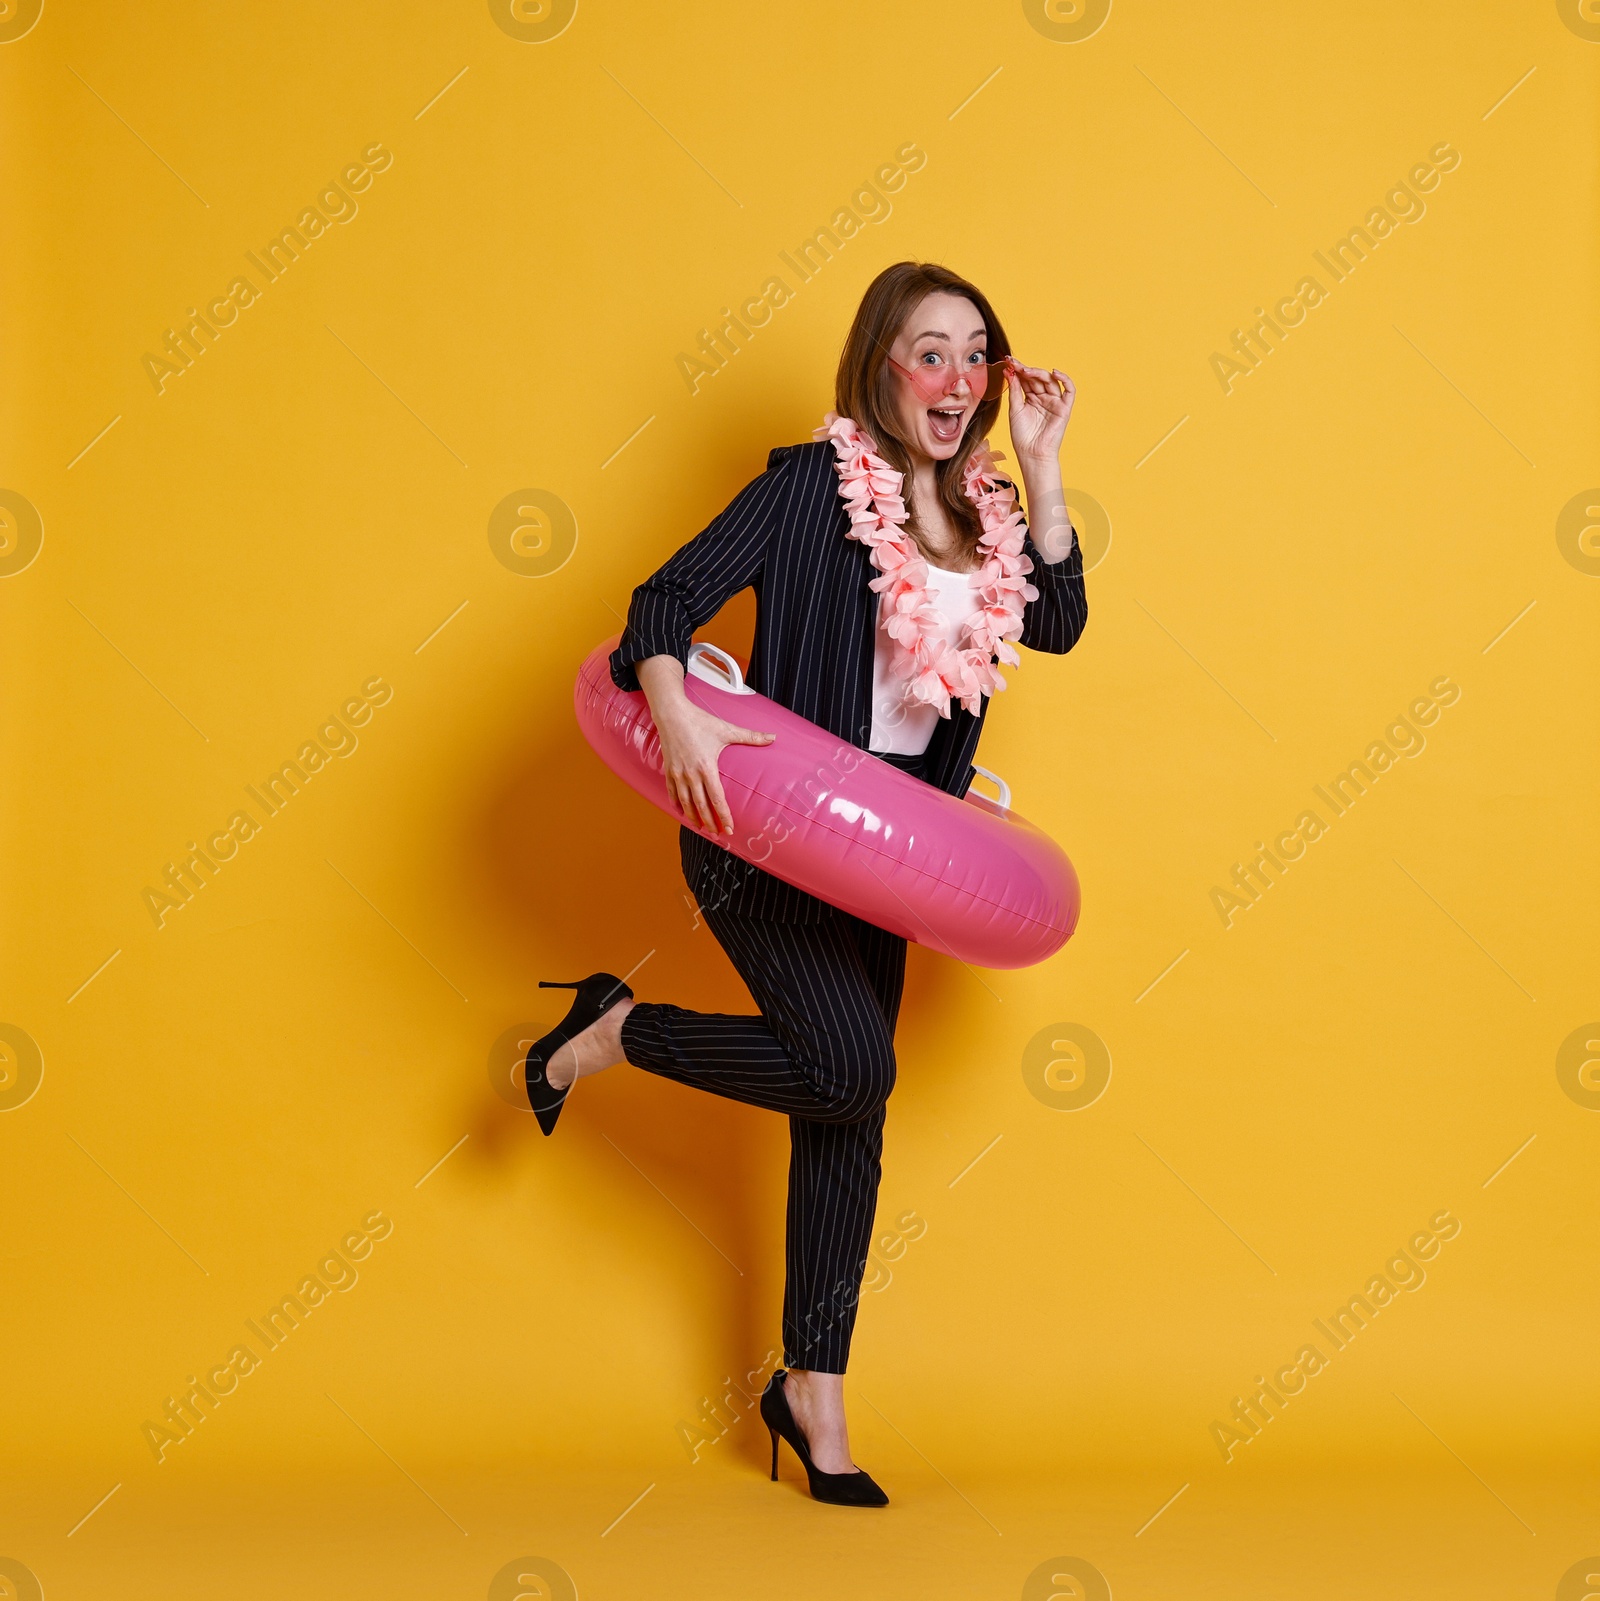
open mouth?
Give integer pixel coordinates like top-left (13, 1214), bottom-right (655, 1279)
top-left (927, 405), bottom-right (965, 443)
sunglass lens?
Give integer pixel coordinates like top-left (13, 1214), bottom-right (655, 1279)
top-left (896, 357), bottom-right (1009, 401)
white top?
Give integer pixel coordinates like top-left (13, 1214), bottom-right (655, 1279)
top-left (868, 562), bottom-right (986, 755)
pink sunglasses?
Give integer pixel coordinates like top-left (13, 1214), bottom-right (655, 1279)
top-left (887, 351), bottom-right (1015, 404)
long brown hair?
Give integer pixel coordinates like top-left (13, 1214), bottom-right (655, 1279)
top-left (834, 261), bottom-right (1010, 560)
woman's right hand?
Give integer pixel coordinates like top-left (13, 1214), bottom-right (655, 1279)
top-left (636, 655), bottom-right (774, 836)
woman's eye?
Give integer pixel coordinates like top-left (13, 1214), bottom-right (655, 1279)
top-left (918, 352), bottom-right (943, 368)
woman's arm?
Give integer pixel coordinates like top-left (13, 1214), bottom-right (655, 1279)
top-left (636, 654), bottom-right (773, 837)
top-left (1015, 447), bottom-right (1088, 654)
top-left (613, 450), bottom-right (793, 835)
top-left (1017, 514), bottom-right (1087, 654)
top-left (1005, 362), bottom-right (1088, 654)
top-left (610, 452), bottom-right (794, 692)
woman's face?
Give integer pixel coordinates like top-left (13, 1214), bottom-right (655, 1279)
top-left (885, 291), bottom-right (990, 463)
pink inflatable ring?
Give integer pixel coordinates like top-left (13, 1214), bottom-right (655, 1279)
top-left (574, 637), bottom-right (1081, 969)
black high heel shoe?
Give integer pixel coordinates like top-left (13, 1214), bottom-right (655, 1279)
top-left (523, 973), bottom-right (633, 1136)
top-left (760, 1369), bottom-right (888, 1507)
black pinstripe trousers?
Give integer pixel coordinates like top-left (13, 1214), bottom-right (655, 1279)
top-left (618, 836), bottom-right (913, 1374)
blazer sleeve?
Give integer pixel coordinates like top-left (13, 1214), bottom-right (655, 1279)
top-left (609, 447), bottom-right (795, 692)
top-left (1018, 513), bottom-right (1088, 655)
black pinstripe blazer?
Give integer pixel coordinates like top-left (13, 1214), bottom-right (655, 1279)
top-left (610, 438), bottom-right (1088, 923)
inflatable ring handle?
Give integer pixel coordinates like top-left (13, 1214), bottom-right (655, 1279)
top-left (969, 764), bottom-right (1012, 813)
top-left (686, 641), bottom-right (756, 695)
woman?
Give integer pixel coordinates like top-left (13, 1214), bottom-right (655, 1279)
top-left (525, 261), bottom-right (1086, 1506)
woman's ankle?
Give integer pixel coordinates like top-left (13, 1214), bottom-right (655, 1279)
top-left (606, 997), bottom-right (635, 1062)
top-left (547, 999), bottom-right (634, 1093)
top-left (784, 1370), bottom-right (852, 1470)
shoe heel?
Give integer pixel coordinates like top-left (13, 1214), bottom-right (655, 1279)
top-left (768, 1426), bottom-right (779, 1481)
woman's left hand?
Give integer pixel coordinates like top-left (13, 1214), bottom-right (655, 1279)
top-left (1005, 362), bottom-right (1075, 468)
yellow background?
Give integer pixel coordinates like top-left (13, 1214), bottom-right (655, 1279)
top-left (3, 1), bottom-right (1597, 1596)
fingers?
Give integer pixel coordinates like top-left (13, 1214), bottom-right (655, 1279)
top-left (678, 766), bottom-right (729, 835)
top-left (705, 773), bottom-right (735, 836)
top-left (683, 772), bottom-right (721, 835)
top-left (664, 768), bottom-right (708, 831)
top-left (1007, 361), bottom-right (1074, 401)
top-left (663, 721), bottom-right (772, 835)
top-left (1008, 367), bottom-right (1045, 412)
top-left (665, 772), bottom-right (695, 827)
top-left (671, 762), bottom-right (737, 834)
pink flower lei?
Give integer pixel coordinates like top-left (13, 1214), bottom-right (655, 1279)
top-left (813, 412), bottom-right (1039, 718)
